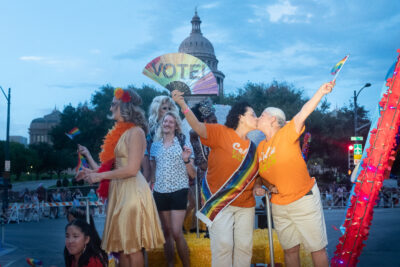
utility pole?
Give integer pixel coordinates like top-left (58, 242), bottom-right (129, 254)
top-left (0, 87), bottom-right (10, 214)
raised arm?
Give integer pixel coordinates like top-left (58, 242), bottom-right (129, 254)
top-left (293, 81), bottom-right (335, 133)
top-left (171, 90), bottom-right (207, 139)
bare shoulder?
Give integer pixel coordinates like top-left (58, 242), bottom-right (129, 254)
top-left (127, 126), bottom-right (146, 142)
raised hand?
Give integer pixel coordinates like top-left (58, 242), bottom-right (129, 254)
top-left (171, 90), bottom-right (186, 108)
top-left (182, 145), bottom-right (192, 162)
top-left (77, 144), bottom-right (90, 157)
top-left (320, 81), bottom-right (335, 95)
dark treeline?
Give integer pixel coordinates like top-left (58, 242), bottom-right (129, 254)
top-left (2, 82), bottom-right (386, 184)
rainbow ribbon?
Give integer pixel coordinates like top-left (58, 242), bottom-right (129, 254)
top-left (197, 142), bottom-right (258, 226)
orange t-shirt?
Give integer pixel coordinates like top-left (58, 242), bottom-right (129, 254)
top-left (257, 120), bottom-right (314, 205)
top-left (200, 123), bottom-right (256, 207)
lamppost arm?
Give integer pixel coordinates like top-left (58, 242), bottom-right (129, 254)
top-left (0, 86), bottom-right (8, 101)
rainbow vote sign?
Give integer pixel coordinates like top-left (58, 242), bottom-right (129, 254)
top-left (143, 53), bottom-right (219, 95)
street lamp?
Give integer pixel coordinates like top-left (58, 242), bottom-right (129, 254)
top-left (0, 86), bottom-right (11, 213)
top-left (354, 83), bottom-right (371, 137)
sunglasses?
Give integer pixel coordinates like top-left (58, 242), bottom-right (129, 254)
top-left (161, 107), bottom-right (172, 111)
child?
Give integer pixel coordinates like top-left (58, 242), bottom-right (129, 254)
top-left (64, 219), bottom-right (107, 267)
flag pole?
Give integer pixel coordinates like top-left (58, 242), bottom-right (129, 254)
top-left (332, 55), bottom-right (349, 82)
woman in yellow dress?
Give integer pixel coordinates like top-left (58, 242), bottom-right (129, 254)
top-left (77, 88), bottom-right (165, 267)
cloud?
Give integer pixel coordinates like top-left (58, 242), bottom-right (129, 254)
top-left (19, 55), bottom-right (84, 68)
top-left (19, 56), bottom-right (44, 61)
top-left (200, 3), bottom-right (220, 9)
top-left (47, 82), bottom-right (101, 89)
top-left (90, 49), bottom-right (101, 54)
top-left (249, 0), bottom-right (312, 24)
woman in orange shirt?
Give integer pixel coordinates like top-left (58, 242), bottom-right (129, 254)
top-left (172, 90), bottom-right (259, 267)
top-left (255, 82), bottom-right (334, 267)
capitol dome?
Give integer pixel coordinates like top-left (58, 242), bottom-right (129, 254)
top-left (178, 10), bottom-right (225, 97)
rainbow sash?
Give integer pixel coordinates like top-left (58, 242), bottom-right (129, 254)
top-left (197, 142), bottom-right (258, 226)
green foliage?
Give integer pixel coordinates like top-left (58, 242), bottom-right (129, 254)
top-left (0, 141), bottom-right (37, 180)
top-left (220, 81), bottom-right (306, 117)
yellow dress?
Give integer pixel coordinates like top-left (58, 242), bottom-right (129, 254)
top-left (101, 130), bottom-right (165, 253)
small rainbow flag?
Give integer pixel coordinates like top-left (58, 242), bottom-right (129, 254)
top-left (331, 55), bottom-right (349, 75)
top-left (65, 127), bottom-right (80, 140)
top-left (76, 152), bottom-right (89, 172)
top-left (26, 258), bottom-right (43, 267)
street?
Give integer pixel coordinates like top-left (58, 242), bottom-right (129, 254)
top-left (0, 209), bottom-right (399, 267)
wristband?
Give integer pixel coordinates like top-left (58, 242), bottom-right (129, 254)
top-left (184, 159), bottom-right (190, 164)
top-left (183, 107), bottom-right (190, 114)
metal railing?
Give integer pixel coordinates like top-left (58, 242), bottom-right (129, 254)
top-left (320, 190), bottom-right (400, 208)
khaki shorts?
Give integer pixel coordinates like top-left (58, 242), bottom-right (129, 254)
top-left (271, 183), bottom-right (328, 252)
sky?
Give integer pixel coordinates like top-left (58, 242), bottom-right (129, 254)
top-left (0, 0), bottom-right (399, 141)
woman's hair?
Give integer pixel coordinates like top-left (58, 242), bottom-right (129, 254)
top-left (148, 96), bottom-right (178, 135)
top-left (154, 111), bottom-right (183, 141)
top-left (225, 101), bottom-right (252, 130)
top-left (117, 89), bottom-right (148, 134)
top-left (64, 219), bottom-right (108, 267)
top-left (263, 107), bottom-right (286, 127)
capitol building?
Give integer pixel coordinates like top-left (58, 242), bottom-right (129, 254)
top-left (178, 11), bottom-right (225, 105)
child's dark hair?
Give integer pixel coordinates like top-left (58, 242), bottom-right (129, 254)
top-left (64, 219), bottom-right (108, 267)
top-left (66, 208), bottom-right (102, 250)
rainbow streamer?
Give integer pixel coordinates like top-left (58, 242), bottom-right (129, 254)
top-left (197, 142), bottom-right (258, 226)
top-left (331, 55), bottom-right (349, 75)
top-left (66, 127), bottom-right (80, 140)
top-left (76, 152), bottom-right (89, 172)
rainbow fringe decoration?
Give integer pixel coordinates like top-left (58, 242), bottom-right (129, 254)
top-left (197, 142), bottom-right (258, 226)
top-left (76, 152), bottom-right (89, 173)
top-left (65, 127), bottom-right (80, 140)
top-left (26, 258), bottom-right (43, 267)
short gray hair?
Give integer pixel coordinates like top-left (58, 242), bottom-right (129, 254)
top-left (263, 107), bottom-right (286, 127)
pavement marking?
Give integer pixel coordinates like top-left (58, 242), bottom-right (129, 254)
top-left (3, 259), bottom-right (17, 267)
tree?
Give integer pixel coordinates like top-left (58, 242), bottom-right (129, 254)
top-left (29, 142), bottom-right (55, 179)
top-left (0, 141), bottom-right (37, 180)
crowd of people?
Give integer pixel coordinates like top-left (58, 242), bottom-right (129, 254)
top-left (71, 82), bottom-right (334, 267)
top-left (9, 81), bottom-right (400, 267)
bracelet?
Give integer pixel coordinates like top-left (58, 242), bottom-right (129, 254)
top-left (183, 107), bottom-right (190, 114)
top-left (184, 159), bottom-right (190, 164)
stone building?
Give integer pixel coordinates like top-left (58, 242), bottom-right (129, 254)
top-left (29, 109), bottom-right (61, 145)
top-left (178, 10), bottom-right (225, 105)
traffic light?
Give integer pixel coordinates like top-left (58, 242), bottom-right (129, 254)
top-left (348, 145), bottom-right (355, 173)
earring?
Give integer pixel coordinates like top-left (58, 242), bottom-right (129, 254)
top-left (82, 244), bottom-right (87, 254)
